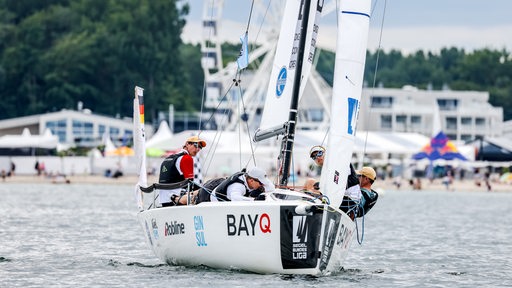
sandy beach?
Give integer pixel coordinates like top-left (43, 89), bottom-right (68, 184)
top-left (1, 173), bottom-right (511, 193)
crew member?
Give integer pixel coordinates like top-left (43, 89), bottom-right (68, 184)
top-left (158, 135), bottom-right (206, 207)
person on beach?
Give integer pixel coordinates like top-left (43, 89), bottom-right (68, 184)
top-left (158, 136), bottom-right (206, 207)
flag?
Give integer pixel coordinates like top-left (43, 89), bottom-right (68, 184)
top-left (237, 32), bottom-right (249, 70)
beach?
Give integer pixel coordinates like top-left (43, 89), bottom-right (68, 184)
top-left (1, 173), bottom-right (510, 193)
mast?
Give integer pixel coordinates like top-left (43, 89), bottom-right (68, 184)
top-left (279, 0), bottom-right (312, 186)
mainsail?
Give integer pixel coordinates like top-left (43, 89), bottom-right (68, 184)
top-left (320, 0), bottom-right (371, 208)
top-left (258, 0), bottom-right (322, 133)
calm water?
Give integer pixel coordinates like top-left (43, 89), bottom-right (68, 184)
top-left (1, 183), bottom-right (511, 287)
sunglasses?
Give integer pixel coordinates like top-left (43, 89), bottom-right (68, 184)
top-left (188, 142), bottom-right (203, 149)
top-left (311, 150), bottom-right (324, 160)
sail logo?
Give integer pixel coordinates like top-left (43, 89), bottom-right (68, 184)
top-left (164, 220), bottom-right (185, 236)
top-left (276, 67), bottom-right (287, 97)
top-left (194, 215), bottom-right (207, 247)
top-left (151, 218), bottom-right (159, 240)
top-left (347, 97), bottom-right (359, 135)
top-left (226, 213), bottom-right (271, 236)
top-left (292, 216), bottom-right (309, 259)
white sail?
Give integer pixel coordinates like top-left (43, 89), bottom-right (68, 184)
top-left (258, 0), bottom-right (323, 132)
top-left (320, 0), bottom-right (371, 208)
top-left (133, 86), bottom-right (147, 211)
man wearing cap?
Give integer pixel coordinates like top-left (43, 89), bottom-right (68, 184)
top-left (340, 166), bottom-right (379, 219)
top-left (158, 135), bottom-right (206, 207)
top-left (309, 145), bottom-right (325, 168)
top-left (211, 167), bottom-right (275, 202)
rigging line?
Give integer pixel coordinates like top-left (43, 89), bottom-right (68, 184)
top-left (252, 0), bottom-right (271, 47)
top-left (198, 0), bottom-right (219, 134)
top-left (200, 79), bottom-right (237, 175)
top-left (245, 0), bottom-right (256, 32)
top-left (238, 70), bottom-right (257, 168)
top-left (361, 0), bottom-right (387, 159)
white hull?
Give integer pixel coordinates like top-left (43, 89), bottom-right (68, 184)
top-left (138, 192), bottom-right (355, 275)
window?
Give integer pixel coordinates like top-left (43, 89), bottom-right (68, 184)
top-left (381, 115), bottom-right (392, 129)
top-left (411, 115), bottom-right (421, 124)
top-left (396, 115), bottom-right (406, 123)
top-left (371, 96), bottom-right (393, 108)
top-left (99, 125), bottom-right (106, 137)
top-left (446, 117), bottom-right (457, 129)
top-left (437, 99), bottom-right (458, 111)
top-left (475, 118), bottom-right (485, 127)
top-left (461, 134), bottom-right (472, 141)
top-left (45, 119), bottom-right (67, 142)
top-left (308, 109), bottom-right (324, 122)
top-left (461, 117), bottom-right (472, 126)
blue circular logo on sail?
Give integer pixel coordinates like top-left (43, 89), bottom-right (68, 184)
top-left (275, 67), bottom-right (287, 97)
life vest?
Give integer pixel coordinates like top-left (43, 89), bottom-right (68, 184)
top-left (158, 151), bottom-right (186, 184)
top-left (213, 172), bottom-right (249, 201)
top-left (358, 187), bottom-right (378, 217)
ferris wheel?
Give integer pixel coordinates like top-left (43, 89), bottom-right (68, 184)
top-left (200, 0), bottom-right (339, 132)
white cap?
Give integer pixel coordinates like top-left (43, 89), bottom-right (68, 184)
top-left (247, 167), bottom-right (275, 192)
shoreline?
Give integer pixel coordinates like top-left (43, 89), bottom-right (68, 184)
top-left (1, 174), bottom-right (511, 193)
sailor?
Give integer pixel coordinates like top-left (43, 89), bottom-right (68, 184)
top-left (309, 145), bottom-right (325, 168)
top-left (340, 166), bottom-right (379, 219)
top-left (301, 145), bottom-right (325, 194)
top-left (158, 135), bottom-right (206, 207)
top-left (211, 167), bottom-right (275, 201)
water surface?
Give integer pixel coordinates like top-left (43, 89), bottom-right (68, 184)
top-left (1, 183), bottom-right (511, 287)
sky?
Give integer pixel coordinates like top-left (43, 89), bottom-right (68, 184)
top-left (181, 0), bottom-right (512, 54)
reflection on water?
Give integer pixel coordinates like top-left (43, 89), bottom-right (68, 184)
top-left (0, 183), bottom-right (511, 287)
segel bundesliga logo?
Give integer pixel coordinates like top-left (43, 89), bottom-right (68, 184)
top-left (226, 213), bottom-right (271, 236)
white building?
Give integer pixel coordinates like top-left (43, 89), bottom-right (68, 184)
top-left (0, 109), bottom-right (150, 148)
top-left (357, 86), bottom-right (503, 141)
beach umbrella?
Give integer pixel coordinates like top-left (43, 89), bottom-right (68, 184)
top-left (412, 131), bottom-right (467, 161)
top-left (146, 147), bottom-right (166, 157)
top-left (499, 172), bottom-right (512, 183)
top-left (106, 146), bottom-right (134, 156)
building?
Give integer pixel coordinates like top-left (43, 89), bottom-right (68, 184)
top-left (358, 86), bottom-right (503, 141)
top-left (0, 109), bottom-right (144, 148)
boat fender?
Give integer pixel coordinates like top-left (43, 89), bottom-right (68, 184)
top-left (295, 204), bottom-right (317, 215)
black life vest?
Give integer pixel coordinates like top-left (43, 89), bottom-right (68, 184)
top-left (213, 172), bottom-right (249, 201)
top-left (359, 188), bottom-right (378, 217)
top-left (158, 151), bottom-right (186, 184)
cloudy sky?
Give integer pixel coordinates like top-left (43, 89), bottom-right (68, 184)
top-left (182, 0), bottom-right (512, 54)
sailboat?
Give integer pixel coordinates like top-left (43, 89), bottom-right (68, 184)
top-left (133, 0), bottom-right (371, 275)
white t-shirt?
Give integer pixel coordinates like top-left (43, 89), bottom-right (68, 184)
top-left (211, 175), bottom-right (254, 202)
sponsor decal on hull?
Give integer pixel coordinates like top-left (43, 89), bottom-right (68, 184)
top-left (164, 220), bottom-right (185, 236)
top-left (144, 220), bottom-right (153, 246)
top-left (151, 218), bottom-right (159, 240)
top-left (194, 215), bottom-right (207, 247)
top-left (281, 206), bottom-right (323, 269)
top-left (318, 210), bottom-right (345, 271)
top-left (226, 213), bottom-right (271, 236)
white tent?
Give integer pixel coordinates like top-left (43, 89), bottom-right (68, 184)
top-left (0, 128), bottom-right (59, 149)
top-left (145, 121), bottom-right (173, 149)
